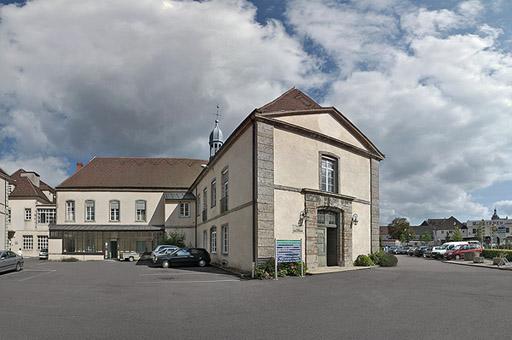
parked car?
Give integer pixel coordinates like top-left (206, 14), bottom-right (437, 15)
top-left (152, 246), bottom-right (180, 263)
top-left (151, 245), bottom-right (180, 263)
top-left (39, 248), bottom-right (48, 260)
top-left (0, 250), bottom-right (24, 273)
top-left (119, 251), bottom-right (140, 262)
top-left (444, 244), bottom-right (483, 260)
top-left (408, 247), bottom-right (417, 256)
top-left (156, 248), bottom-right (211, 268)
top-left (423, 247), bottom-right (433, 258)
top-left (430, 246), bottom-right (446, 259)
top-left (414, 246), bottom-right (428, 257)
top-left (399, 246), bottom-right (410, 255)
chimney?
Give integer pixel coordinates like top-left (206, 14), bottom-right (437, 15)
top-left (76, 162), bottom-right (84, 172)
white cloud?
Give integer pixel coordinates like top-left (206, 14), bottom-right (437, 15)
top-left (286, 0), bottom-right (512, 224)
top-left (0, 0), bottom-right (323, 185)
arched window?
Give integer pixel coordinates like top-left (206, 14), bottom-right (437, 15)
top-left (110, 200), bottom-right (120, 222)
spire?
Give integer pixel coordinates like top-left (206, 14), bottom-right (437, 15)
top-left (491, 208), bottom-right (500, 220)
top-left (209, 106), bottom-right (224, 159)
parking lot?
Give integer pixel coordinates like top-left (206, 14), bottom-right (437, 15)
top-left (1, 256), bottom-right (512, 340)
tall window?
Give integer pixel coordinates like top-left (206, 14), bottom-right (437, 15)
top-left (37, 208), bottom-right (56, 224)
top-left (37, 235), bottom-right (48, 250)
top-left (203, 230), bottom-right (208, 249)
top-left (221, 168), bottom-right (229, 213)
top-left (320, 156), bottom-right (338, 193)
top-left (110, 200), bottom-right (120, 222)
top-left (135, 200), bottom-right (146, 222)
top-left (197, 194), bottom-right (201, 217)
top-left (179, 202), bottom-right (190, 217)
top-left (210, 226), bottom-right (217, 254)
top-left (65, 200), bottom-right (75, 222)
top-left (211, 178), bottom-right (217, 208)
top-left (25, 208), bottom-right (32, 221)
top-left (221, 224), bottom-right (229, 255)
top-left (23, 235), bottom-right (33, 250)
top-left (202, 188), bottom-right (208, 222)
top-left (85, 200), bottom-right (95, 222)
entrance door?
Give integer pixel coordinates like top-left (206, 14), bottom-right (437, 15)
top-left (317, 227), bottom-right (327, 267)
top-left (327, 227), bottom-right (338, 266)
top-left (110, 241), bottom-right (118, 259)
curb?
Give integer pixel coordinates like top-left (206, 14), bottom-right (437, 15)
top-left (444, 260), bottom-right (512, 271)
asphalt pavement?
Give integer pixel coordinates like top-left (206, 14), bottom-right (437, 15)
top-left (1, 256), bottom-right (511, 340)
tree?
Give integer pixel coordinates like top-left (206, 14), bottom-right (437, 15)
top-left (162, 231), bottom-right (186, 248)
top-left (388, 218), bottom-right (415, 243)
top-left (420, 232), bottom-right (433, 244)
top-left (451, 227), bottom-right (463, 241)
top-left (475, 221), bottom-right (484, 244)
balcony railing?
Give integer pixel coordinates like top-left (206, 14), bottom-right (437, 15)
top-left (202, 209), bottom-right (207, 222)
top-left (220, 196), bottom-right (228, 214)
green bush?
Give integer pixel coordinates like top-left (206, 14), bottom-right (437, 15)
top-left (254, 258), bottom-right (306, 279)
top-left (369, 251), bottom-right (386, 265)
top-left (354, 255), bottom-right (374, 266)
top-left (162, 232), bottom-right (186, 248)
top-left (379, 253), bottom-right (398, 267)
top-left (482, 249), bottom-right (512, 261)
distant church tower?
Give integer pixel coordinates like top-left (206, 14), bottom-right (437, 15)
top-left (209, 119), bottom-right (224, 159)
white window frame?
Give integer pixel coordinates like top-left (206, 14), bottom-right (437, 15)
top-left (37, 235), bottom-right (48, 250)
top-left (85, 200), bottom-right (95, 222)
top-left (320, 155), bottom-right (338, 193)
top-left (23, 235), bottom-right (33, 250)
top-left (135, 200), bottom-right (147, 222)
top-left (65, 200), bottom-right (75, 222)
top-left (37, 208), bottom-right (56, 224)
top-left (24, 208), bottom-right (32, 221)
top-left (179, 202), bottom-right (190, 218)
top-left (109, 200), bottom-right (120, 222)
top-left (210, 226), bottom-right (217, 254)
top-left (221, 224), bottom-right (229, 255)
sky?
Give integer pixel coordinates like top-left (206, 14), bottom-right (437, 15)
top-left (0, 0), bottom-right (511, 225)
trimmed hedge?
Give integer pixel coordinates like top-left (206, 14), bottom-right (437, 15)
top-left (354, 255), bottom-right (374, 266)
top-left (370, 250), bottom-right (398, 267)
top-left (482, 249), bottom-right (512, 261)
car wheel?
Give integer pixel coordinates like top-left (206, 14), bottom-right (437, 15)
top-left (198, 259), bottom-right (207, 267)
top-left (129, 256), bottom-right (134, 262)
top-left (16, 262), bottom-right (22, 272)
top-left (162, 260), bottom-right (170, 268)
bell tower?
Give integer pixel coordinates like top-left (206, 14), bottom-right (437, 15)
top-left (209, 106), bottom-right (224, 159)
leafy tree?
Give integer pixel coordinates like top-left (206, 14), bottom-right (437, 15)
top-left (420, 232), bottom-right (433, 244)
top-left (451, 227), bottom-right (463, 241)
top-left (388, 218), bottom-right (415, 243)
top-left (162, 231), bottom-right (186, 248)
top-left (475, 221), bottom-right (485, 244)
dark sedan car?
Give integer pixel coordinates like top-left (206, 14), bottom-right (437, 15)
top-left (0, 250), bottom-right (24, 273)
top-left (156, 248), bottom-right (211, 268)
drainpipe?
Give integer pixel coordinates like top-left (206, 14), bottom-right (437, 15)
top-left (252, 119), bottom-right (257, 278)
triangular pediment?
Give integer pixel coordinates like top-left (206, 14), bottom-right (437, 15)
top-left (258, 88), bottom-right (322, 113)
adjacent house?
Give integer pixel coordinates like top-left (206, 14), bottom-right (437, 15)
top-left (49, 88), bottom-right (384, 273)
top-left (7, 169), bottom-right (56, 257)
top-left (419, 216), bottom-right (464, 244)
top-left (0, 168), bottom-right (11, 250)
top-left (50, 158), bottom-right (204, 260)
top-left (466, 209), bottom-right (512, 246)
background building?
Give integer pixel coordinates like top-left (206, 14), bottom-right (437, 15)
top-left (7, 169), bottom-right (56, 257)
top-left (50, 158), bottom-right (204, 260)
top-left (466, 209), bottom-right (512, 246)
top-left (0, 168), bottom-right (10, 250)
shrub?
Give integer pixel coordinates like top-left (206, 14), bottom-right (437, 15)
top-left (254, 258), bottom-right (306, 279)
top-left (162, 232), bottom-right (186, 248)
top-left (482, 249), bottom-right (512, 261)
top-left (354, 255), bottom-right (374, 266)
top-left (379, 253), bottom-right (398, 267)
top-left (369, 250), bottom-right (386, 265)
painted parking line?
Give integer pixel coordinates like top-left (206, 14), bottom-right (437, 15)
top-left (18, 270), bottom-right (56, 282)
top-left (140, 272), bottom-right (232, 276)
top-left (135, 279), bottom-right (240, 284)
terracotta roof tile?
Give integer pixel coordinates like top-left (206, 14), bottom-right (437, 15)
top-left (258, 88), bottom-right (322, 113)
top-left (57, 157), bottom-right (206, 189)
top-left (9, 169), bottom-right (53, 204)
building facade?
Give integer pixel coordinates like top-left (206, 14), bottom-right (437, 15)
top-left (7, 169), bottom-right (56, 257)
top-left (0, 168), bottom-right (10, 250)
top-left (466, 209), bottom-right (512, 246)
top-left (192, 88), bottom-right (383, 273)
top-left (49, 158), bottom-right (203, 260)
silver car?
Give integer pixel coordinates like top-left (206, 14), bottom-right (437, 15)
top-left (0, 250), bottom-right (24, 273)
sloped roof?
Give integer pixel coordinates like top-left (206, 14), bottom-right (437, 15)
top-left (420, 216), bottom-right (463, 231)
top-left (258, 88), bottom-right (322, 113)
top-left (57, 157), bottom-right (206, 190)
top-left (9, 169), bottom-right (53, 204)
top-left (0, 167), bottom-right (11, 182)
top-left (164, 192), bottom-right (196, 200)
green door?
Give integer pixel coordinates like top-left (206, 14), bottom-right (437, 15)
top-left (317, 227), bottom-right (327, 267)
top-left (110, 241), bottom-right (118, 259)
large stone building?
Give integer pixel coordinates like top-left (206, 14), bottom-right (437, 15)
top-left (7, 169), bottom-right (56, 257)
top-left (466, 209), bottom-right (512, 246)
top-left (49, 88), bottom-right (384, 272)
top-left (0, 168), bottom-right (11, 250)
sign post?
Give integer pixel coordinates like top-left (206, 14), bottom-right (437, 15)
top-left (275, 239), bottom-right (303, 279)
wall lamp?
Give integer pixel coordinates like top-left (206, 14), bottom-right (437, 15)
top-left (298, 210), bottom-right (308, 227)
top-left (351, 213), bottom-right (359, 226)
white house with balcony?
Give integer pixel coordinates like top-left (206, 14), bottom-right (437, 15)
top-left (7, 169), bottom-right (56, 257)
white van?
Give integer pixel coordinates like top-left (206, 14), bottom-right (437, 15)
top-left (436, 242), bottom-right (469, 256)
